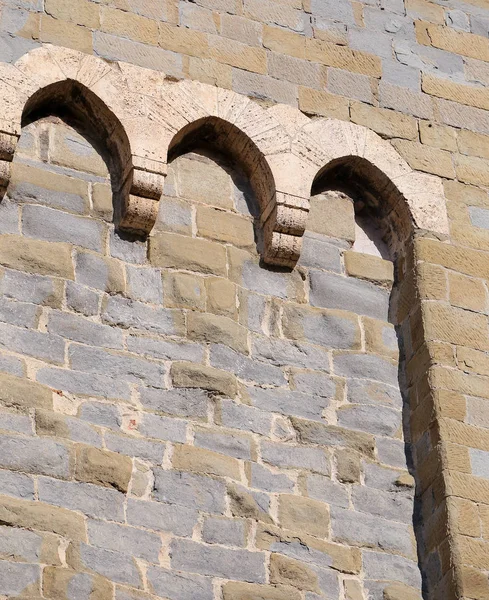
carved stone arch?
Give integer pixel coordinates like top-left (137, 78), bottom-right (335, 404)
top-left (0, 45), bottom-right (169, 234)
top-left (293, 118), bottom-right (450, 252)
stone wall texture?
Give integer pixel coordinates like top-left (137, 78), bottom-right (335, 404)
top-left (0, 1), bottom-right (489, 600)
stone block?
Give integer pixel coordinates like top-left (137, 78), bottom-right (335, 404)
top-left (221, 582), bottom-right (301, 600)
top-left (298, 86), bottom-right (350, 119)
top-left (174, 155), bottom-right (233, 210)
top-left (0, 561), bottom-right (40, 597)
top-left (298, 233), bottom-right (343, 272)
top-left (0, 470), bottom-right (34, 500)
top-left (147, 566), bottom-right (214, 600)
top-left (202, 516), bottom-right (246, 546)
top-left (362, 549), bottom-right (421, 587)
top-left (48, 310), bottom-right (123, 349)
top-left (78, 543), bottom-right (141, 587)
top-left (65, 281), bottom-right (99, 316)
top-left (163, 271), bottom-right (205, 310)
top-left (87, 519), bottom-right (161, 562)
top-left (138, 413), bottom-right (187, 443)
top-left (0, 268), bottom-right (62, 308)
top-left (75, 445), bottom-right (132, 492)
top-left (419, 121), bottom-right (457, 151)
top-left (170, 538), bottom-right (266, 582)
top-left (334, 353), bottom-right (398, 386)
top-left (75, 250), bottom-right (125, 294)
top-left (261, 441), bottom-right (330, 475)
top-left (36, 409), bottom-right (102, 448)
top-left (105, 432), bottom-right (165, 463)
top-left (79, 401), bottom-right (121, 430)
top-left (337, 404), bottom-right (401, 437)
top-left (0, 373), bottom-right (52, 410)
top-left (139, 387), bottom-right (208, 419)
top-left (279, 494), bottom-right (330, 538)
top-left (171, 361), bottom-right (237, 398)
top-left (0, 235), bottom-right (74, 279)
top-left (306, 474), bottom-right (349, 508)
top-left (229, 485), bottom-right (271, 525)
top-left (0, 434), bottom-right (70, 478)
top-left (187, 311), bottom-right (248, 353)
top-left (153, 468), bottom-right (226, 514)
top-left (103, 295), bottom-right (183, 335)
top-left (43, 568), bottom-right (113, 600)
top-left (351, 102), bottom-right (418, 139)
top-left (221, 399), bottom-right (273, 436)
top-left (211, 343), bottom-right (286, 386)
top-left (392, 139), bottom-right (455, 178)
top-left (22, 204), bottom-right (105, 253)
top-left (127, 497), bottom-right (198, 536)
top-left (37, 366), bottom-right (131, 401)
top-left (249, 387), bottom-right (330, 422)
top-left (328, 68), bottom-right (374, 103)
top-left (195, 428), bottom-right (252, 460)
top-left (126, 264), bottom-right (163, 304)
top-left (308, 192), bottom-right (355, 242)
top-left (247, 463), bottom-right (294, 493)
top-left (172, 443), bottom-right (241, 480)
top-left (196, 205), bottom-right (255, 249)
top-left (205, 277), bottom-right (237, 318)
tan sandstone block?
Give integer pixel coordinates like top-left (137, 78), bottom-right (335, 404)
top-left (458, 347), bottom-right (489, 378)
top-left (419, 122), bottom-right (458, 152)
top-left (149, 233), bottom-right (227, 276)
top-left (0, 374), bottom-right (52, 410)
top-left (344, 251), bottom-right (394, 284)
top-left (91, 183), bottom-right (113, 220)
top-left (278, 494), bottom-right (330, 538)
top-left (175, 155), bottom-right (234, 209)
top-left (196, 206), bottom-right (255, 249)
top-left (49, 127), bottom-right (108, 177)
top-left (0, 494), bottom-right (86, 541)
top-left (423, 73), bottom-right (489, 111)
top-left (75, 445), bottom-right (132, 493)
top-left (459, 565), bottom-right (489, 600)
top-left (416, 21), bottom-right (489, 62)
top-left (305, 38), bottom-right (381, 77)
top-left (44, 0), bottom-right (100, 29)
top-left (228, 483), bottom-right (273, 524)
top-left (172, 443), bottom-right (241, 480)
top-left (336, 449), bottom-right (361, 484)
top-left (308, 191), bottom-right (355, 241)
top-left (43, 567), bottom-right (112, 600)
top-left (101, 6), bottom-right (158, 44)
top-left (449, 271), bottom-right (487, 312)
top-left (159, 23), bottom-right (209, 57)
top-left (163, 272), bottom-right (206, 310)
top-left (458, 130), bottom-right (489, 161)
top-left (480, 504), bottom-right (489, 539)
top-left (298, 87), bottom-right (350, 119)
top-left (270, 553), bottom-right (320, 593)
top-left (344, 580), bottom-right (364, 600)
top-left (0, 235), bottom-right (74, 279)
top-left (457, 535), bottom-right (489, 571)
top-left (40, 15), bottom-right (93, 53)
top-left (206, 277), bottom-right (237, 318)
top-left (187, 311), bottom-right (248, 353)
top-left (171, 361), bottom-right (237, 397)
top-left (417, 262), bottom-right (448, 301)
top-left (392, 139), bottom-right (455, 179)
top-left (263, 25), bottom-right (305, 58)
top-left (456, 154), bottom-right (489, 188)
top-left (255, 522), bottom-right (361, 574)
top-left (405, 0), bottom-right (445, 23)
top-left (351, 103), bottom-right (418, 140)
top-left (208, 34), bottom-right (267, 73)
top-left (187, 57), bottom-right (232, 88)
top-left (423, 303), bottom-right (489, 350)
top-left (449, 497), bottom-right (481, 538)
top-left (415, 238), bottom-right (489, 280)
top-left (221, 582), bottom-right (301, 600)
top-left (383, 582), bottom-right (423, 600)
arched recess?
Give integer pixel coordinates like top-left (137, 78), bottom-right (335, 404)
top-left (299, 121), bottom-right (451, 599)
top-left (0, 45), bottom-right (168, 234)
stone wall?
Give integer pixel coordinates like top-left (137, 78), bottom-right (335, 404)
top-left (1, 1), bottom-right (489, 600)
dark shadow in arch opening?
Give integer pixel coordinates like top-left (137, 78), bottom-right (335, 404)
top-left (21, 79), bottom-right (133, 232)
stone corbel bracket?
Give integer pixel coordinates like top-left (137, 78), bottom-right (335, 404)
top-left (0, 132), bottom-right (18, 192)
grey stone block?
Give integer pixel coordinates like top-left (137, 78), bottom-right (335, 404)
top-left (61, 416), bottom-right (102, 448)
top-left (48, 310), bottom-right (123, 349)
top-left (0, 410), bottom-right (33, 435)
top-left (0, 31), bottom-right (39, 65)
top-left (0, 434), bottom-right (69, 478)
top-left (242, 262), bottom-right (288, 298)
top-left (195, 429), bottom-right (251, 460)
top-left (0, 469), bottom-right (34, 499)
top-left (109, 229), bottom-right (147, 264)
top-left (0, 322), bottom-right (65, 364)
top-left (298, 233), bottom-right (343, 272)
top-left (347, 378), bottom-right (403, 409)
top-left (153, 469), bottom-right (226, 514)
top-left (293, 371), bottom-right (336, 398)
top-left (352, 486), bottom-right (413, 524)
top-left (307, 474), bottom-right (349, 508)
top-left (334, 353), bottom-right (398, 386)
top-left (147, 566), bottom-right (214, 600)
top-left (211, 343), bottom-right (286, 386)
top-left (0, 353), bottom-right (24, 377)
top-left (446, 9), bottom-right (470, 31)
top-left (105, 432), bottom-right (165, 463)
top-left (233, 70), bottom-right (299, 106)
top-left (328, 68), bottom-right (374, 103)
top-left (79, 401), bottom-right (122, 430)
top-left (103, 295), bottom-right (179, 335)
top-left (0, 525), bottom-right (41, 562)
top-left (221, 399), bottom-right (273, 436)
top-left (9, 178), bottom-right (87, 214)
top-left (470, 448), bottom-right (489, 479)
top-left (128, 335), bottom-right (204, 363)
top-left (469, 206), bottom-right (489, 230)
top-left (382, 58), bottom-right (420, 90)
top-left (377, 437), bottom-right (408, 468)
top-left (248, 463), bottom-right (294, 493)
top-left (331, 506), bottom-right (415, 556)
top-left (65, 281), bottom-right (99, 316)
top-left (337, 404), bottom-right (401, 437)
top-left (38, 477), bottom-right (125, 522)
top-left (249, 387), bottom-right (330, 422)
top-left (268, 52), bottom-right (321, 88)
top-left (364, 462), bottom-right (405, 491)
top-left (243, 292), bottom-right (267, 334)
top-left (362, 549), bottom-right (422, 588)
top-left (0, 269), bottom-right (57, 306)
top-left (127, 498), bottom-right (198, 537)
top-left (87, 519), bottom-right (162, 562)
top-left (140, 387), bottom-right (208, 419)
top-left (302, 311), bottom-right (359, 351)
top-left (252, 337), bottom-right (331, 371)
top-left (364, 7), bottom-right (414, 37)
top-left (269, 538), bottom-right (334, 570)
top-left (380, 82), bottom-right (434, 119)
top-left (80, 543), bottom-right (140, 587)
top-left (471, 15), bottom-right (489, 37)
top-left (349, 28), bottom-right (394, 59)
top-left (139, 413), bottom-right (187, 443)
top-left (310, 0), bottom-right (355, 23)
top-left (261, 441), bottom-right (330, 475)
top-left (69, 344), bottom-right (165, 387)
top-left (22, 204), bottom-right (104, 252)
top-left (170, 539), bottom-right (266, 582)
top-left (37, 367), bottom-right (131, 400)
top-left (203, 516), bottom-right (246, 547)
top-left (126, 264), bottom-right (163, 304)
top-left (0, 199), bottom-right (19, 235)
top-left (309, 271), bottom-right (390, 321)
top-left (0, 561), bottom-right (39, 596)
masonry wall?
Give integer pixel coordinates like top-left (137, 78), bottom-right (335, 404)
top-left (2, 1), bottom-right (489, 600)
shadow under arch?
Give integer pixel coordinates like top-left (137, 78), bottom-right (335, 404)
top-left (311, 156), bottom-right (432, 599)
top-left (167, 116), bottom-right (277, 260)
top-left (20, 79), bottom-right (133, 230)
